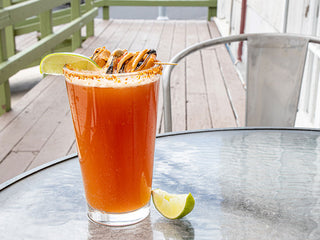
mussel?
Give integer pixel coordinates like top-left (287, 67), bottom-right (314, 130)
top-left (135, 49), bottom-right (157, 71)
top-left (91, 47), bottom-right (159, 74)
top-left (116, 52), bottom-right (135, 73)
top-left (104, 49), bottom-right (126, 74)
top-left (91, 47), bottom-right (110, 68)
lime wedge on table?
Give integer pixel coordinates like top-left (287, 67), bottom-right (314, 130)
top-left (40, 52), bottom-right (101, 75)
top-left (152, 189), bottom-right (195, 219)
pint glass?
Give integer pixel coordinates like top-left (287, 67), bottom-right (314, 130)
top-left (63, 66), bottom-right (161, 226)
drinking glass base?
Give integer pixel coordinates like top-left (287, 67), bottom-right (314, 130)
top-left (87, 203), bottom-right (150, 226)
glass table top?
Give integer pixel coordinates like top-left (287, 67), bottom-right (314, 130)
top-left (1, 128), bottom-right (320, 239)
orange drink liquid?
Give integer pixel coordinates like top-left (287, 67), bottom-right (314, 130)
top-left (63, 66), bottom-right (161, 226)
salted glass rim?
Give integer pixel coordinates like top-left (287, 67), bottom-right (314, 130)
top-left (62, 64), bottom-right (162, 79)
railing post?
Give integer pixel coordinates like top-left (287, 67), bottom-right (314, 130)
top-left (0, 28), bottom-right (11, 115)
top-left (0, 0), bottom-right (13, 115)
top-left (39, 10), bottom-right (53, 38)
top-left (101, 0), bottom-right (110, 20)
top-left (0, 30), bottom-right (7, 63)
top-left (157, 7), bottom-right (169, 20)
top-left (3, 0), bottom-right (15, 57)
top-left (86, 0), bottom-right (94, 37)
top-left (208, 7), bottom-right (216, 21)
top-left (208, 0), bottom-right (217, 21)
top-left (71, 0), bottom-right (82, 50)
top-left (103, 6), bottom-right (110, 20)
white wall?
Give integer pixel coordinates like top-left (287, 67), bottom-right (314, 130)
top-left (216, 0), bottom-right (317, 35)
top-left (216, 0), bottom-right (320, 128)
top-left (247, 0), bottom-right (286, 31)
top-left (217, 0), bottom-right (286, 35)
top-left (286, 0), bottom-right (308, 34)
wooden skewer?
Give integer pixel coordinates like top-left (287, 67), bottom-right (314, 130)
top-left (156, 62), bottom-right (178, 66)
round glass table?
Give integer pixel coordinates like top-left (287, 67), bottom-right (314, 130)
top-left (1, 128), bottom-right (320, 240)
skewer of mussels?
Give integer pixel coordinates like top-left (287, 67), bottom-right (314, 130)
top-left (91, 47), bottom-right (177, 74)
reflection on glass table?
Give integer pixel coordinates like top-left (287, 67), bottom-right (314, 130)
top-left (1, 128), bottom-right (320, 239)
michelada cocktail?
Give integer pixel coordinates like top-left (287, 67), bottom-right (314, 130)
top-left (63, 48), bottom-right (162, 226)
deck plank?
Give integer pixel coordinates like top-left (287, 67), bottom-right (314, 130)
top-left (0, 151), bottom-right (35, 184)
top-left (80, 19), bottom-right (113, 50)
top-left (170, 21), bottom-right (187, 132)
top-left (0, 76), bottom-right (55, 132)
top-left (12, 79), bottom-right (69, 152)
top-left (215, 46), bottom-right (246, 126)
top-left (156, 21), bottom-right (175, 133)
top-left (78, 20), bottom-right (124, 56)
top-left (0, 75), bottom-right (65, 163)
top-left (0, 20), bottom-right (244, 183)
top-left (143, 21), bottom-right (165, 133)
top-left (101, 20), bottom-right (134, 50)
top-left (130, 21), bottom-right (154, 51)
top-left (186, 21), bottom-right (212, 130)
top-left (197, 22), bottom-right (237, 128)
top-left (67, 140), bottom-right (77, 155)
top-left (27, 111), bottom-right (75, 170)
top-left (208, 22), bottom-right (246, 126)
top-left (144, 21), bottom-right (164, 50)
top-left (118, 20), bottom-right (144, 50)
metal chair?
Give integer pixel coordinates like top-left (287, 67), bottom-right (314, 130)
top-left (163, 33), bottom-right (320, 132)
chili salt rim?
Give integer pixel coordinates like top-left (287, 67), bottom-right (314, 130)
top-left (63, 64), bottom-right (162, 80)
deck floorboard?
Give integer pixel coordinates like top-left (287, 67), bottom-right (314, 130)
top-left (0, 19), bottom-right (245, 183)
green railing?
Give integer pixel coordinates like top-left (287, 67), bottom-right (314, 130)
top-left (0, 0), bottom-right (98, 116)
top-left (94, 0), bottom-right (217, 21)
top-left (0, 0), bottom-right (217, 116)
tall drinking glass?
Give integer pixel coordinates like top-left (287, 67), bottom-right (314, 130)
top-left (63, 66), bottom-right (161, 226)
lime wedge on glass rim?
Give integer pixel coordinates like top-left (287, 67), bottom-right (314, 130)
top-left (151, 189), bottom-right (195, 219)
top-left (40, 52), bottom-right (101, 75)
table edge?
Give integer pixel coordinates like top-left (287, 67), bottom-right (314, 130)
top-left (1, 127), bottom-right (319, 191)
top-left (0, 153), bottom-right (78, 191)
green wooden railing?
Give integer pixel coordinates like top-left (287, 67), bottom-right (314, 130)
top-left (0, 0), bottom-right (217, 116)
top-left (95, 0), bottom-right (217, 21)
top-left (0, 0), bottom-right (98, 116)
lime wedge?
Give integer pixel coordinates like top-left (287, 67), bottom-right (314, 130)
top-left (40, 52), bottom-right (101, 75)
top-left (151, 189), bottom-right (195, 219)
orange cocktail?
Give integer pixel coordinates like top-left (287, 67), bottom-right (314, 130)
top-left (63, 65), bottom-right (161, 226)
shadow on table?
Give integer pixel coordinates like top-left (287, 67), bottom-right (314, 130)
top-left (87, 215), bottom-right (194, 239)
top-left (153, 218), bottom-right (195, 239)
top-left (87, 216), bottom-right (153, 240)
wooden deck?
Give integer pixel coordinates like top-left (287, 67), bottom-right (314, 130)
top-left (0, 19), bottom-right (245, 184)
